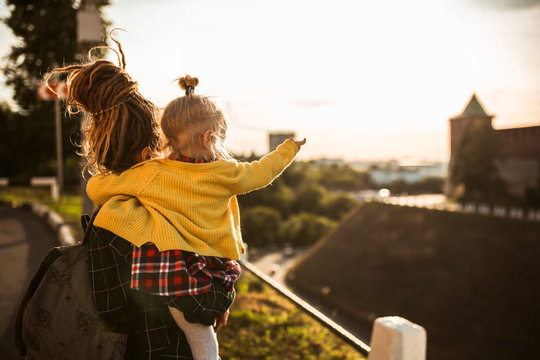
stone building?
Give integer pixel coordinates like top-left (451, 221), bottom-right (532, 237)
top-left (446, 94), bottom-right (540, 200)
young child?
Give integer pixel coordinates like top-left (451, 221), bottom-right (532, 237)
top-left (87, 75), bottom-right (306, 359)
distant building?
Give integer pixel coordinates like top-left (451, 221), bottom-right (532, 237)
top-left (446, 94), bottom-right (540, 199)
top-left (368, 159), bottom-right (447, 185)
top-left (311, 158), bottom-right (346, 167)
top-left (268, 131), bottom-right (295, 152)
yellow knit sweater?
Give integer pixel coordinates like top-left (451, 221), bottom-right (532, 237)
top-left (87, 139), bottom-right (299, 260)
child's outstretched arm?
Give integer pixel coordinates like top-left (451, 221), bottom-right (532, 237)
top-left (217, 138), bottom-right (306, 195)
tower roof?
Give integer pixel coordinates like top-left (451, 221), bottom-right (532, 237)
top-left (460, 93), bottom-right (489, 117)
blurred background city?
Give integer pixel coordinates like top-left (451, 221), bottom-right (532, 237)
top-left (0, 0), bottom-right (539, 359)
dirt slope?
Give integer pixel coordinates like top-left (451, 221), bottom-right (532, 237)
top-left (287, 202), bottom-right (540, 360)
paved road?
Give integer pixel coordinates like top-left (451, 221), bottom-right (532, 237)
top-left (250, 247), bottom-right (309, 284)
top-left (0, 205), bottom-right (57, 359)
top-left (250, 247), bottom-right (373, 344)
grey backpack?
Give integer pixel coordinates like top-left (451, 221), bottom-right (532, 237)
top-left (15, 212), bottom-right (127, 360)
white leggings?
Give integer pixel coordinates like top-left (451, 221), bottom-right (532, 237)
top-left (168, 306), bottom-right (219, 360)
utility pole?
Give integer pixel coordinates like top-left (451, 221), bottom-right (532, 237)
top-left (37, 81), bottom-right (67, 202)
top-left (77, 0), bottom-right (102, 215)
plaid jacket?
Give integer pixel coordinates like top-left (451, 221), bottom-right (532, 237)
top-left (87, 220), bottom-right (235, 359)
top-left (131, 243), bottom-right (240, 296)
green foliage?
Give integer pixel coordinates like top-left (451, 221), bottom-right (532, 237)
top-left (280, 212), bottom-right (337, 246)
top-left (239, 182), bottom-right (295, 216)
top-left (219, 273), bottom-right (364, 360)
top-left (318, 163), bottom-right (373, 190)
top-left (292, 183), bottom-right (329, 214)
top-left (4, 0), bottom-right (77, 111)
top-left (1, 0), bottom-right (109, 180)
top-left (240, 206), bottom-right (283, 248)
top-left (238, 161), bottom-right (363, 249)
top-left (321, 192), bottom-right (358, 220)
top-left (0, 100), bottom-right (83, 181)
top-left (279, 161), bottom-right (318, 188)
top-left (387, 176), bottom-right (445, 195)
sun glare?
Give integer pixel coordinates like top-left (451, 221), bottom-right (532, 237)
top-left (1, 0), bottom-right (538, 161)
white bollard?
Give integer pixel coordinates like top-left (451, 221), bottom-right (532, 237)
top-left (478, 204), bottom-right (490, 215)
top-left (493, 205), bottom-right (506, 217)
top-left (31, 203), bottom-right (49, 219)
top-left (509, 207), bottom-right (523, 220)
top-left (464, 203), bottom-right (476, 213)
top-left (46, 211), bottom-right (64, 231)
top-left (30, 176), bottom-right (59, 201)
top-left (368, 316), bottom-right (427, 360)
top-left (57, 225), bottom-right (77, 247)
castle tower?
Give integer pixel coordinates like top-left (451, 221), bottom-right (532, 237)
top-left (445, 93), bottom-right (495, 197)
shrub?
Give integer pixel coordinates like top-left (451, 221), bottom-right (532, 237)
top-left (292, 183), bottom-right (329, 214)
top-left (240, 206), bottom-right (283, 247)
top-left (280, 212), bottom-right (337, 246)
top-left (322, 192), bottom-right (358, 220)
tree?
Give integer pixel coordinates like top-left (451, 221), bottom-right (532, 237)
top-left (240, 206), bottom-right (283, 248)
top-left (318, 163), bottom-right (373, 190)
top-left (0, 102), bottom-right (25, 176)
top-left (238, 182), bottom-right (295, 216)
top-left (280, 212), bottom-right (336, 246)
top-left (321, 192), bottom-right (358, 220)
top-left (292, 183), bottom-right (329, 214)
top-left (2, 0), bottom-right (109, 180)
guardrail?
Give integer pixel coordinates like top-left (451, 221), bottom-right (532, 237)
top-left (0, 177), bottom-right (60, 201)
top-left (240, 260), bottom-right (371, 355)
top-left (379, 196), bottom-right (540, 222)
top-left (240, 259), bottom-right (427, 359)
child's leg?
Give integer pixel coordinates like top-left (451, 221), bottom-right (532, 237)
top-left (168, 306), bottom-right (219, 360)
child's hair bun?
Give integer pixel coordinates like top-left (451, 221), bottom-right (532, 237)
top-left (178, 75), bottom-right (199, 95)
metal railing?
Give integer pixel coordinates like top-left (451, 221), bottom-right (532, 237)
top-left (0, 177), bottom-right (60, 201)
top-left (239, 259), bottom-right (371, 356)
top-left (379, 196), bottom-right (540, 222)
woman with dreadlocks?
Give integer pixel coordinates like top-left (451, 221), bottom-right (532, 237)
top-left (48, 35), bottom-right (232, 359)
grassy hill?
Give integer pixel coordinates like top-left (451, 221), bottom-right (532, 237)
top-left (287, 202), bottom-right (540, 360)
top-left (219, 272), bottom-right (365, 359)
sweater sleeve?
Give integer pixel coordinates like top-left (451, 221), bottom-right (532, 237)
top-left (218, 138), bottom-right (299, 195)
top-left (87, 171), bottom-right (142, 205)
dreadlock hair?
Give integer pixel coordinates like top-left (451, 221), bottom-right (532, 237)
top-left (161, 75), bottom-right (231, 161)
top-left (47, 35), bottom-right (161, 175)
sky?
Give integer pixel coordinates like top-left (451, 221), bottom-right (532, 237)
top-left (1, 0), bottom-right (540, 161)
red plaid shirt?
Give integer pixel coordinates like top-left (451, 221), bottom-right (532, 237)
top-left (130, 154), bottom-right (241, 296)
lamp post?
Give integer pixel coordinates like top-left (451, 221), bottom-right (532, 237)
top-left (77, 0), bottom-right (101, 215)
top-left (37, 81), bottom-right (67, 201)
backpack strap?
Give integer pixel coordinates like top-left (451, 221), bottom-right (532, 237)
top-left (80, 206), bottom-right (101, 245)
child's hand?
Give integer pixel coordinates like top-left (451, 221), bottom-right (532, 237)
top-left (214, 310), bottom-right (229, 332)
top-left (291, 137), bottom-right (307, 150)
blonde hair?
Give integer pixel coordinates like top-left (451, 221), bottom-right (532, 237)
top-left (47, 37), bottom-right (161, 175)
top-left (161, 76), bottom-right (231, 160)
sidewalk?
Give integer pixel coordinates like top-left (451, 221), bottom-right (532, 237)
top-left (0, 205), bottom-right (58, 359)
